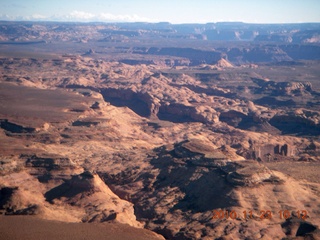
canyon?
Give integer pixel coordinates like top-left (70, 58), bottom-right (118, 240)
top-left (0, 21), bottom-right (320, 239)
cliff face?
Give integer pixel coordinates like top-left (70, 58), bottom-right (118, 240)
top-left (128, 44), bottom-right (320, 66)
top-left (136, 47), bottom-right (223, 66)
top-left (101, 88), bottom-right (154, 118)
top-left (226, 46), bottom-right (293, 63)
top-left (130, 45), bottom-right (320, 66)
top-left (280, 44), bottom-right (320, 60)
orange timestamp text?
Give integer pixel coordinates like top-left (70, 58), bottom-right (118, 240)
top-left (213, 209), bottom-right (308, 220)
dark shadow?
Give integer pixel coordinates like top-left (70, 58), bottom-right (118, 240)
top-left (0, 187), bottom-right (17, 208)
top-left (157, 111), bottom-right (198, 123)
top-left (274, 145), bottom-right (280, 154)
top-left (194, 73), bottom-right (220, 83)
top-left (100, 88), bottom-right (151, 118)
top-left (157, 106), bottom-right (199, 123)
top-left (147, 146), bottom-right (238, 214)
top-left (147, 122), bottom-right (161, 130)
top-left (37, 173), bottom-right (53, 183)
top-left (0, 119), bottom-right (35, 133)
top-left (105, 97), bottom-right (150, 118)
top-left (72, 121), bottom-right (99, 127)
top-left (280, 144), bottom-right (288, 156)
top-left (171, 168), bottom-right (237, 211)
top-left (45, 181), bottom-right (74, 203)
top-left (44, 173), bottom-right (93, 203)
top-left (281, 218), bottom-right (317, 237)
top-left (296, 222), bottom-right (317, 236)
top-left (219, 110), bottom-right (247, 128)
top-left (26, 157), bottom-right (55, 170)
top-left (254, 97), bottom-right (296, 107)
top-left (270, 116), bottom-right (320, 136)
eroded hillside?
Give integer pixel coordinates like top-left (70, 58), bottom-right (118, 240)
top-left (0, 21), bottom-right (320, 239)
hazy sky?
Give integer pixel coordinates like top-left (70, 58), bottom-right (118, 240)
top-left (1, 0), bottom-right (320, 24)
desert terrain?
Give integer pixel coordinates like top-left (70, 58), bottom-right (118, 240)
top-left (0, 21), bottom-right (320, 239)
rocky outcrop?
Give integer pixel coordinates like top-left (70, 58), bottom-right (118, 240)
top-left (160, 141), bottom-right (282, 187)
top-left (44, 171), bottom-right (142, 228)
top-left (253, 143), bottom-right (295, 161)
top-left (222, 161), bottom-right (283, 186)
top-left (173, 139), bottom-right (230, 167)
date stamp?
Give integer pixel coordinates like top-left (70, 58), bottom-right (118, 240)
top-left (213, 210), bottom-right (308, 220)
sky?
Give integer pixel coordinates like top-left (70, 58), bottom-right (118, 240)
top-left (0, 0), bottom-right (320, 24)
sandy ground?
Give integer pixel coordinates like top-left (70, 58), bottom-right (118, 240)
top-left (0, 215), bottom-right (163, 240)
top-left (265, 161), bottom-right (320, 184)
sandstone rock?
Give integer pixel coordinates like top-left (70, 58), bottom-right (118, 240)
top-left (44, 171), bottom-right (143, 228)
top-left (222, 161), bottom-right (279, 186)
top-left (216, 58), bottom-right (234, 68)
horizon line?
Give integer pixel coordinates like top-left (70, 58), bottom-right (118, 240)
top-left (1, 19), bottom-right (320, 25)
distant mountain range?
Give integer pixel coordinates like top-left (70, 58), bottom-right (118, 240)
top-left (0, 21), bottom-right (319, 44)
